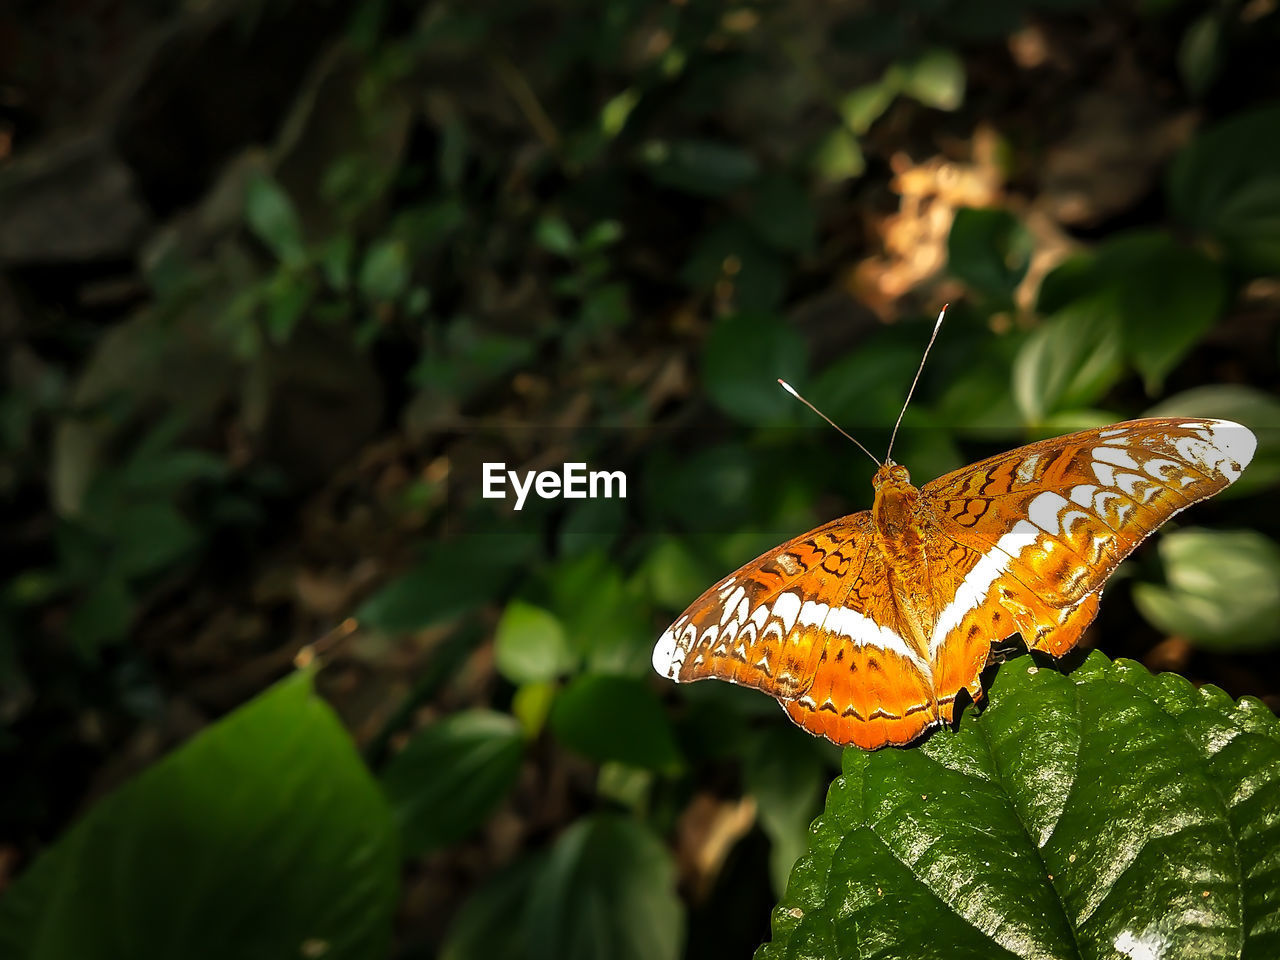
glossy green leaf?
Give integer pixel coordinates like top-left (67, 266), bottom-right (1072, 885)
top-left (703, 313), bottom-right (807, 425)
top-left (244, 172), bottom-right (305, 266)
top-left (947, 207), bottom-right (1032, 303)
top-left (526, 815), bottom-right (684, 960)
top-left (549, 674), bottom-right (683, 771)
top-left (0, 671), bottom-right (398, 960)
top-left (381, 710), bottom-right (524, 856)
top-left (1013, 305), bottom-right (1124, 424)
top-left (1145, 385), bottom-right (1280, 497)
top-left (1169, 105), bottom-right (1280, 275)
top-left (760, 652), bottom-right (1280, 960)
top-left (494, 600), bottom-right (575, 684)
top-left (1133, 528), bottom-right (1280, 651)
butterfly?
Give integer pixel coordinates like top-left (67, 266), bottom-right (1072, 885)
top-left (651, 316), bottom-right (1256, 749)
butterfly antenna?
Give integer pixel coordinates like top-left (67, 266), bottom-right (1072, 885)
top-left (885, 304), bottom-right (948, 463)
top-left (778, 379), bottom-right (881, 466)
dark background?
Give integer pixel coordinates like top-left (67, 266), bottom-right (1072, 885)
top-left (2, 0), bottom-right (1279, 957)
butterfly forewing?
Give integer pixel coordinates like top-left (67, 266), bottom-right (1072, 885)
top-left (924, 418), bottom-right (1254, 670)
top-left (654, 417), bottom-right (1255, 749)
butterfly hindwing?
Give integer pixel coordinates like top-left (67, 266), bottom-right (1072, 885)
top-left (652, 516), bottom-right (940, 748)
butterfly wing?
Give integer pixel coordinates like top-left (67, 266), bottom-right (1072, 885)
top-left (921, 417), bottom-right (1255, 702)
top-left (653, 515), bottom-right (940, 748)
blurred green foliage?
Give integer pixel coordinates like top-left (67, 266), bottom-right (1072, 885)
top-left (3, 0), bottom-right (1280, 957)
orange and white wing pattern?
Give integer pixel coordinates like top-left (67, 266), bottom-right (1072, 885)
top-left (651, 516), bottom-right (940, 749)
top-left (922, 417), bottom-right (1255, 700)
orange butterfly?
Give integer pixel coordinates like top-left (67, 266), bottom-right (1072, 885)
top-left (652, 311), bottom-right (1255, 749)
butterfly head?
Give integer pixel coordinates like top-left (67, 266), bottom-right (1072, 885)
top-left (872, 462), bottom-right (912, 490)
top-left (871, 462), bottom-right (918, 538)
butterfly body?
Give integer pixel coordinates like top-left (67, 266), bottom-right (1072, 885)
top-left (653, 418), bottom-right (1255, 749)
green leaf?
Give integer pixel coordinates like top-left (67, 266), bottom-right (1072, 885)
top-left (412, 319), bottom-right (535, 401)
top-left (1037, 232), bottom-right (1227, 393)
top-left (577, 282), bottom-right (631, 339)
top-left (0, 671), bottom-right (398, 960)
top-left (746, 176), bottom-right (818, 254)
top-left (535, 215), bottom-right (577, 257)
top-left (947, 207), bottom-right (1033, 303)
top-left (549, 674), bottom-right (683, 771)
top-left (743, 728), bottom-right (830, 895)
top-left (683, 221), bottom-right (788, 310)
top-left (439, 116), bottom-right (469, 189)
top-left (1178, 12), bottom-right (1222, 98)
top-left (638, 536), bottom-right (717, 612)
top-left (893, 48), bottom-right (965, 111)
top-left (644, 442), bottom-right (757, 533)
top-left (600, 87), bottom-right (641, 138)
top-left (441, 855), bottom-right (546, 960)
top-left (262, 267), bottom-right (315, 342)
top-left (1169, 105), bottom-right (1280, 275)
top-left (809, 337), bottom-right (923, 430)
top-left (580, 219), bottom-right (623, 252)
top-left (548, 552), bottom-right (650, 677)
top-left (1145, 384), bottom-right (1280, 497)
top-left (1133, 528), bottom-right (1280, 652)
top-left (511, 680), bottom-right (556, 739)
top-left (1013, 305), bottom-right (1124, 424)
top-left (760, 652), bottom-right (1280, 960)
top-left (112, 502), bottom-right (200, 579)
top-left (356, 535), bottom-right (536, 634)
top-left (494, 601), bottom-right (575, 684)
top-left (526, 815), bottom-right (684, 960)
top-left (558, 493), bottom-right (627, 558)
top-left (244, 172), bottom-right (305, 267)
top-left (811, 127), bottom-right (866, 183)
top-left (358, 238), bottom-right (410, 302)
top-left (381, 710), bottom-right (523, 856)
top-left (642, 139), bottom-right (760, 196)
top-left (396, 197), bottom-right (467, 255)
top-left (839, 81), bottom-right (897, 135)
top-left (703, 313), bottom-right (807, 425)
top-left (67, 575), bottom-right (133, 655)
